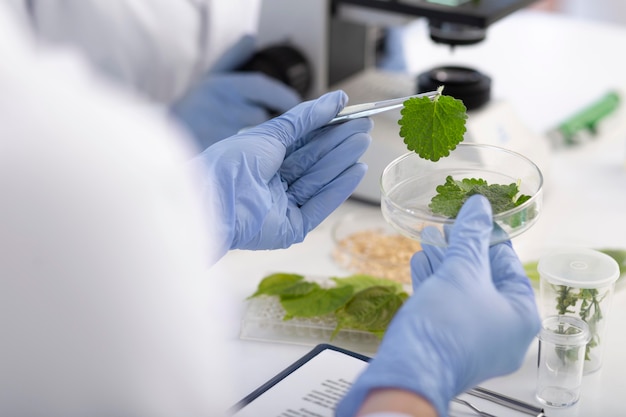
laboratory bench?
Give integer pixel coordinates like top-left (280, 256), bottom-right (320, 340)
top-left (217, 9), bottom-right (626, 416)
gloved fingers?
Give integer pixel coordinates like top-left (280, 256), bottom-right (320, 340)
top-left (489, 242), bottom-right (541, 341)
top-left (410, 226), bottom-right (446, 286)
top-left (410, 252), bottom-right (432, 289)
top-left (170, 72), bottom-right (299, 149)
top-left (489, 242), bottom-right (536, 299)
top-left (221, 98), bottom-right (288, 135)
top-left (209, 34), bottom-right (256, 73)
top-left (281, 118), bottom-right (373, 185)
top-left (442, 223), bottom-right (454, 244)
top-left (298, 163), bottom-right (367, 234)
top-left (283, 117), bottom-right (373, 163)
top-left (421, 225), bottom-right (448, 248)
top-left (194, 73), bottom-right (301, 114)
top-left (444, 194), bottom-right (493, 280)
top-left (256, 90), bottom-right (348, 148)
top-left (286, 132), bottom-right (371, 206)
top-left (222, 73), bottom-right (302, 113)
top-left (491, 221), bottom-right (511, 244)
top-left (177, 96), bottom-right (268, 132)
top-left (233, 104), bottom-right (275, 130)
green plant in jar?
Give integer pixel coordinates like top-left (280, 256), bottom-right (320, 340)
top-left (527, 248), bottom-right (625, 363)
top-left (554, 285), bottom-right (605, 360)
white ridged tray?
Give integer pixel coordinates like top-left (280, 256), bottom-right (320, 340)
top-left (239, 288), bottom-right (382, 355)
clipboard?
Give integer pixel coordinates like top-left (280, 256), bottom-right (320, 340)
top-left (230, 344), bottom-right (370, 416)
top-left (230, 343), bottom-right (546, 417)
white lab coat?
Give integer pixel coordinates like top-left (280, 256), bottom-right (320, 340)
top-left (0, 5), bottom-right (416, 417)
top-left (6, 0), bottom-right (261, 103)
top-left (0, 5), bottom-right (236, 416)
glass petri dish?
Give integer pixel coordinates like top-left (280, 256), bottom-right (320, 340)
top-left (380, 143), bottom-right (543, 247)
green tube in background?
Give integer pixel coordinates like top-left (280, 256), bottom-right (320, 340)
top-left (551, 91), bottom-right (621, 146)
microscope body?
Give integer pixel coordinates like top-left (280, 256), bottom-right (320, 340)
top-left (255, 0), bottom-right (541, 203)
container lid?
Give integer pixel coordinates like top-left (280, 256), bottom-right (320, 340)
top-left (538, 247), bottom-right (620, 288)
top-left (538, 315), bottom-right (591, 346)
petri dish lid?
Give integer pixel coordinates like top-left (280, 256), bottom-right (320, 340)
top-left (537, 247), bottom-right (620, 288)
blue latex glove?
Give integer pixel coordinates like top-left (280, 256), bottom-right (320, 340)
top-left (195, 90), bottom-right (372, 258)
top-left (171, 35), bottom-right (301, 150)
top-left (336, 195), bottom-right (540, 417)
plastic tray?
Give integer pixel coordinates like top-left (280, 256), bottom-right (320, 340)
top-left (239, 277), bottom-right (384, 355)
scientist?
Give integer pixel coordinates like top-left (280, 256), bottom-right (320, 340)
top-left (0, 4), bottom-right (369, 415)
top-left (0, 5), bottom-right (540, 417)
top-left (7, 0), bottom-right (302, 150)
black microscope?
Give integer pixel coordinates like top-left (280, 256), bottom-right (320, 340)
top-left (331, 0), bottom-right (538, 110)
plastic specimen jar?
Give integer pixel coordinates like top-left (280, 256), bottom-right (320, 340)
top-left (538, 247), bottom-right (620, 374)
top-left (536, 315), bottom-right (591, 407)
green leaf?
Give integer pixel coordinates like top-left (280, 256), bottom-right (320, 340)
top-left (280, 285), bottom-right (355, 320)
top-left (278, 281), bottom-right (321, 299)
top-left (331, 274), bottom-right (403, 294)
top-left (248, 273), bottom-right (305, 298)
top-left (247, 273), bottom-right (411, 338)
top-left (333, 286), bottom-right (408, 339)
top-left (429, 175), bottom-right (530, 218)
top-left (398, 86), bottom-right (467, 162)
top-left (428, 176), bottom-right (481, 218)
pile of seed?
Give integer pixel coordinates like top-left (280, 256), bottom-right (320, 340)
top-left (333, 229), bottom-right (421, 284)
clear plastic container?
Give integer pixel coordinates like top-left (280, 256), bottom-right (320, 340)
top-left (538, 247), bottom-right (620, 374)
top-left (536, 315), bottom-right (591, 407)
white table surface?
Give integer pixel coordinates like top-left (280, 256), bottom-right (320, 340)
top-left (217, 9), bottom-right (626, 416)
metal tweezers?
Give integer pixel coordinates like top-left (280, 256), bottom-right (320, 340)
top-left (466, 386), bottom-right (547, 417)
top-left (452, 397), bottom-right (498, 417)
top-left (328, 90), bottom-right (439, 124)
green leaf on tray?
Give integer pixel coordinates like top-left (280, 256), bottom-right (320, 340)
top-left (278, 281), bottom-right (321, 299)
top-left (248, 273), bottom-right (409, 339)
top-left (429, 176), bottom-right (530, 218)
top-left (332, 274), bottom-right (403, 294)
top-left (248, 273), bottom-right (306, 298)
top-left (281, 286), bottom-right (354, 320)
top-left (398, 86), bottom-right (467, 162)
top-left (333, 286), bottom-right (409, 339)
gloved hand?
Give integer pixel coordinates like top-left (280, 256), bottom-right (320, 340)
top-left (195, 90), bottom-right (372, 259)
top-left (336, 195), bottom-right (540, 417)
top-left (171, 35), bottom-right (301, 150)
